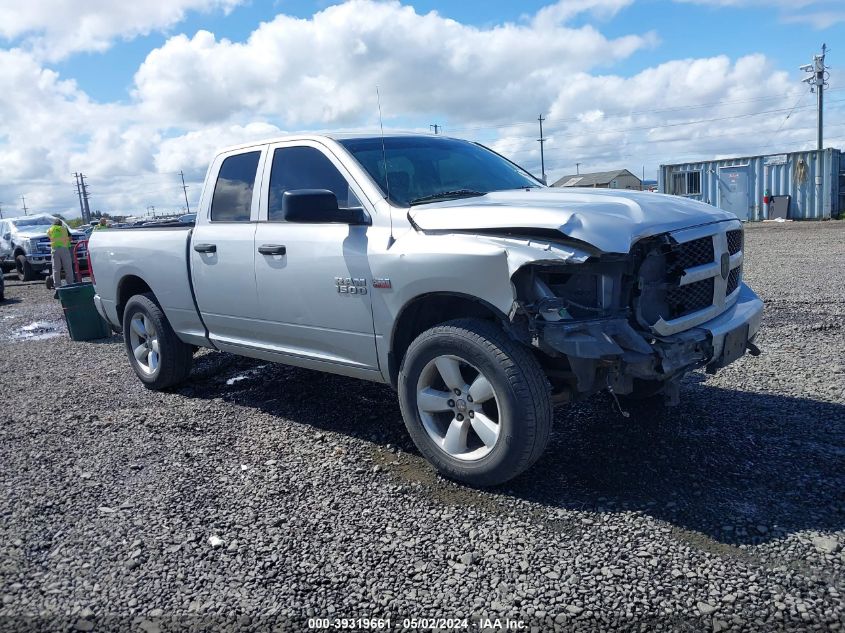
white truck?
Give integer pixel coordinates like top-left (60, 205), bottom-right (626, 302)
top-left (0, 214), bottom-right (89, 281)
top-left (88, 134), bottom-right (763, 485)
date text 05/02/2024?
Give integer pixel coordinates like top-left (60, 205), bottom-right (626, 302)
top-left (307, 617), bottom-right (527, 630)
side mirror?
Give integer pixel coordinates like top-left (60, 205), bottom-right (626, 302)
top-left (283, 189), bottom-right (370, 225)
top-left (2, 233), bottom-right (9, 241)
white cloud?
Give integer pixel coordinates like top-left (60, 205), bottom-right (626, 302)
top-left (132, 0), bottom-right (655, 127)
top-left (0, 0), bottom-right (842, 217)
top-left (531, 0), bottom-right (635, 24)
top-left (155, 122), bottom-right (287, 175)
top-left (672, 0), bottom-right (845, 29)
top-left (487, 53), bottom-right (835, 181)
top-left (0, 0), bottom-right (242, 60)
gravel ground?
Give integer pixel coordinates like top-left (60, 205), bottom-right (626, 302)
top-left (0, 221), bottom-right (843, 633)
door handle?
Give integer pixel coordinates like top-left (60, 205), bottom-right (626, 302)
top-left (258, 244), bottom-right (287, 256)
top-left (193, 243), bottom-right (217, 253)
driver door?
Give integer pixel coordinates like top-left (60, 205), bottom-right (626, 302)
top-left (252, 142), bottom-right (378, 370)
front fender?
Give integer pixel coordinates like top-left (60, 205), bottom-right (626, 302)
top-left (370, 232), bottom-right (591, 324)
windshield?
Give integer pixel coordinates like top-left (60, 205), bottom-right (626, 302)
top-left (338, 136), bottom-right (542, 206)
top-left (12, 216), bottom-right (57, 229)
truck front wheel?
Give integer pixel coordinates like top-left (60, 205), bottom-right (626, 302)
top-left (16, 254), bottom-right (36, 281)
top-left (122, 293), bottom-right (192, 390)
top-left (398, 318), bottom-right (552, 487)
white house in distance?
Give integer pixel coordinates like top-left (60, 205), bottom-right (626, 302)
top-left (552, 169), bottom-right (642, 190)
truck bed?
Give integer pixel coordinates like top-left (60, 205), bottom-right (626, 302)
top-left (88, 225), bottom-right (209, 346)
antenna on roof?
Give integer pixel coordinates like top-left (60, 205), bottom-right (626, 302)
top-left (377, 86), bottom-right (395, 248)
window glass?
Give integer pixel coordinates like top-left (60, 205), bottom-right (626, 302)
top-left (339, 136), bottom-right (541, 207)
top-left (210, 151), bottom-right (261, 222)
top-left (672, 172), bottom-right (702, 196)
top-left (268, 146), bottom-right (357, 221)
top-left (687, 172), bottom-right (702, 195)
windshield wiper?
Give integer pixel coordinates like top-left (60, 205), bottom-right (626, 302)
top-left (409, 189), bottom-right (486, 205)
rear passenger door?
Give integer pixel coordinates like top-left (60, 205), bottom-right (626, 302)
top-left (190, 148), bottom-right (264, 346)
top-left (252, 141), bottom-right (378, 370)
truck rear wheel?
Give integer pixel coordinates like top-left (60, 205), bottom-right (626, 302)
top-left (122, 293), bottom-right (192, 390)
top-left (16, 254), bottom-right (36, 281)
top-left (398, 318), bottom-right (552, 487)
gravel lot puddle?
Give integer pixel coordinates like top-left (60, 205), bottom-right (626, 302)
top-left (226, 364), bottom-right (267, 385)
top-left (8, 320), bottom-right (65, 342)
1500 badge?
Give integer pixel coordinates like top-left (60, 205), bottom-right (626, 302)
top-left (335, 277), bottom-right (367, 295)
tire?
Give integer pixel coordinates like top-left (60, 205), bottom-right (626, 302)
top-left (16, 254), bottom-right (36, 281)
top-left (122, 292), bottom-right (193, 389)
top-left (398, 318), bottom-right (552, 487)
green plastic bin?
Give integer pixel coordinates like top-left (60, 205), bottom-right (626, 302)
top-left (56, 282), bottom-right (112, 341)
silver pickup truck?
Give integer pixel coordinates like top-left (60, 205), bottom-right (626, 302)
top-left (89, 134), bottom-right (763, 485)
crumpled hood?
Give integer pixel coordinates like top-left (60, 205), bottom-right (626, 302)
top-left (408, 188), bottom-right (737, 254)
top-left (12, 227), bottom-right (82, 239)
top-left (12, 228), bottom-right (51, 238)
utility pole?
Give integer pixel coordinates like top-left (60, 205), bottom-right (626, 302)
top-left (801, 43), bottom-right (828, 151)
top-left (74, 173), bottom-right (86, 220)
top-left (0, 202), bottom-right (3, 219)
top-left (576, 162), bottom-right (581, 175)
top-left (20, 195), bottom-right (28, 215)
top-left (79, 173), bottom-right (92, 223)
top-left (537, 114), bottom-right (547, 184)
top-left (179, 170), bottom-right (191, 213)
top-left (429, 124), bottom-right (440, 135)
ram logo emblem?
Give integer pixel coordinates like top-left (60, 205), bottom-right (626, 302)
top-left (720, 252), bottom-right (730, 280)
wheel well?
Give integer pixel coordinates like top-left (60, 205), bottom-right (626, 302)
top-left (13, 249), bottom-right (26, 258)
top-left (117, 275), bottom-right (153, 323)
top-left (389, 293), bottom-right (506, 387)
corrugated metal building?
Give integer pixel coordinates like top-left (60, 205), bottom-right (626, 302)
top-left (553, 169), bottom-right (642, 190)
top-left (658, 148), bottom-right (844, 221)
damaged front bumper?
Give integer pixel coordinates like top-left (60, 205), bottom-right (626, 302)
top-left (537, 282), bottom-right (763, 397)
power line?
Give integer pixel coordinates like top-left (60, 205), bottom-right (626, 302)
top-left (494, 99), bottom-right (845, 158)
top-left (444, 88), bottom-right (845, 135)
top-left (541, 130), bottom-right (845, 175)
top-left (774, 91), bottom-right (810, 135)
top-left (507, 119), bottom-right (845, 162)
top-left (493, 98), bottom-right (845, 153)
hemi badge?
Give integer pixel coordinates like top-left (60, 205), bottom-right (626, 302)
top-left (372, 278), bottom-right (392, 289)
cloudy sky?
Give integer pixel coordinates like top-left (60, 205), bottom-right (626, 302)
top-left (0, 0), bottom-right (843, 218)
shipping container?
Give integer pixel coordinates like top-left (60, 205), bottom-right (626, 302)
top-left (658, 148), bottom-right (843, 221)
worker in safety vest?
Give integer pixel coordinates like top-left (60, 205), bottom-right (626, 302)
top-left (46, 218), bottom-right (75, 287)
top-left (92, 218), bottom-right (108, 231)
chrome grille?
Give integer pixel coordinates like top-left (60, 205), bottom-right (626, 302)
top-left (642, 221), bottom-right (746, 336)
top-left (675, 236), bottom-right (713, 270)
top-left (727, 230), bottom-right (743, 255)
top-left (667, 278), bottom-right (714, 318)
top-left (726, 266), bottom-right (741, 296)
